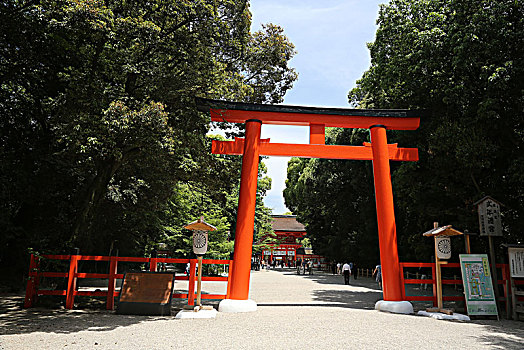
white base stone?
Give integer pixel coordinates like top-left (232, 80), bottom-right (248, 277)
top-left (374, 300), bottom-right (414, 314)
top-left (218, 299), bottom-right (257, 313)
top-left (417, 310), bottom-right (470, 321)
top-left (175, 308), bottom-right (218, 319)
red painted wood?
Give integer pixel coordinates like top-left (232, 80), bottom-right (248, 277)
top-left (229, 121), bottom-right (262, 300)
top-left (24, 254), bottom-right (233, 309)
top-left (309, 124), bottom-right (325, 144)
top-left (188, 260), bottom-right (196, 306)
top-left (65, 255), bottom-right (78, 309)
top-left (213, 138), bottom-right (418, 161)
top-left (371, 126), bottom-right (402, 301)
top-left (106, 256), bottom-right (118, 310)
top-left (24, 254), bottom-right (37, 308)
top-left (38, 290), bottom-right (67, 296)
top-left (210, 108), bottom-right (420, 130)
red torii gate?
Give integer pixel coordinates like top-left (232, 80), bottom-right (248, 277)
top-left (198, 99), bottom-right (420, 304)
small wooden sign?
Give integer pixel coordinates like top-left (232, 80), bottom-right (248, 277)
top-left (476, 196), bottom-right (502, 237)
top-left (508, 247), bottom-right (524, 278)
top-left (117, 272), bottom-right (174, 315)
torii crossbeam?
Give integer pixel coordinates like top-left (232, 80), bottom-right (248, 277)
top-left (198, 98), bottom-right (421, 307)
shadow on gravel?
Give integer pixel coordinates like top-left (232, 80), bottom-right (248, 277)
top-left (0, 293), bottom-right (200, 336)
top-left (473, 320), bottom-right (524, 349)
top-left (312, 289), bottom-right (381, 309)
top-left (280, 268), bottom-right (381, 289)
top-left (258, 290), bottom-right (381, 310)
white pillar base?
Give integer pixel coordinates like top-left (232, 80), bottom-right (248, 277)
top-left (218, 299), bottom-right (257, 313)
top-left (175, 309), bottom-right (217, 319)
top-left (417, 310), bottom-right (470, 321)
top-left (375, 300), bottom-right (413, 314)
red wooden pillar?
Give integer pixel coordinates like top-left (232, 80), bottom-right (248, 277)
top-left (229, 119), bottom-right (262, 300)
top-left (226, 260), bottom-right (234, 299)
top-left (24, 254), bottom-right (38, 308)
top-left (188, 259), bottom-right (197, 305)
top-left (66, 255), bottom-right (79, 309)
top-left (370, 126), bottom-right (402, 301)
top-left (399, 263), bottom-right (406, 300)
top-left (149, 258), bottom-right (157, 272)
top-left (431, 263), bottom-right (438, 306)
top-left (106, 256), bottom-right (118, 310)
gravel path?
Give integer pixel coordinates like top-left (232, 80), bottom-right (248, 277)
top-left (1, 269), bottom-right (523, 349)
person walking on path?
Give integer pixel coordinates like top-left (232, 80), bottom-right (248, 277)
top-left (373, 264), bottom-right (382, 290)
top-left (342, 262), bottom-right (351, 285)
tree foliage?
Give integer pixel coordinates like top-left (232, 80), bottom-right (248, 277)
top-left (286, 0), bottom-right (523, 265)
top-left (0, 0), bottom-right (296, 284)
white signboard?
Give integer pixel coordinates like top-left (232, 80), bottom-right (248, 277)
top-left (287, 250), bottom-right (295, 256)
top-left (478, 198), bottom-right (502, 236)
top-left (272, 250), bottom-right (287, 256)
top-left (436, 236), bottom-right (451, 259)
top-left (508, 247), bottom-right (524, 278)
top-left (192, 230), bottom-right (208, 255)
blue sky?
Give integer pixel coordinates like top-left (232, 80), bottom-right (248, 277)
top-left (250, 0), bottom-right (386, 214)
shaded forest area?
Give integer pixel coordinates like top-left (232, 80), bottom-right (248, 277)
top-left (0, 1), bottom-right (297, 289)
top-left (284, 0), bottom-right (524, 267)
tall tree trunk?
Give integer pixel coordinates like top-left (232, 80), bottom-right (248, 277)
top-left (70, 157), bottom-right (122, 247)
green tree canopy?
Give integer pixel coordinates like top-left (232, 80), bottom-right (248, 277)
top-left (0, 0), bottom-right (296, 284)
top-left (286, 0), bottom-right (523, 266)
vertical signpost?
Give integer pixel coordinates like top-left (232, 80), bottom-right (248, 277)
top-left (423, 223), bottom-right (463, 313)
top-left (474, 196), bottom-right (503, 315)
top-left (176, 217), bottom-right (217, 319)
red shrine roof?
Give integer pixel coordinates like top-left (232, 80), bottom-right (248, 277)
top-left (271, 215), bottom-right (306, 233)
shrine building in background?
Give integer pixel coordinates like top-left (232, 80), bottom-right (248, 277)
top-left (258, 215), bottom-right (328, 269)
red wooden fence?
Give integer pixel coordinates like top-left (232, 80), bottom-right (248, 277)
top-left (399, 262), bottom-right (521, 316)
top-left (24, 254), bottom-right (233, 310)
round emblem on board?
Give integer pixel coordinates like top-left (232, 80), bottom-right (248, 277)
top-left (438, 238), bottom-right (451, 254)
top-left (193, 231), bottom-right (207, 249)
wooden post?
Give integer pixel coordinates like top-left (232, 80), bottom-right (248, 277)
top-left (24, 254), bottom-right (38, 308)
top-left (488, 236), bottom-right (501, 316)
top-left (464, 234), bottom-right (471, 254)
top-left (66, 255), bottom-right (78, 309)
top-left (431, 260), bottom-right (437, 307)
top-left (226, 260), bottom-right (233, 299)
top-left (400, 263), bottom-right (406, 300)
top-left (106, 256), bottom-right (118, 310)
top-left (149, 257), bottom-right (157, 272)
top-left (370, 126), bottom-right (403, 301)
top-left (229, 120), bottom-right (262, 300)
top-left (196, 255), bottom-right (203, 307)
top-left (434, 239), bottom-right (443, 309)
top-left (510, 275), bottom-right (517, 320)
top-left (188, 259), bottom-right (196, 305)
top-left (502, 264), bottom-right (510, 319)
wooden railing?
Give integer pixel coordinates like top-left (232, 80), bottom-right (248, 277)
top-left (399, 262), bottom-right (514, 315)
top-left (24, 254), bottom-right (233, 310)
